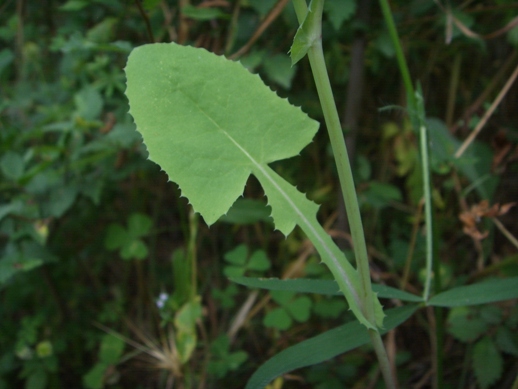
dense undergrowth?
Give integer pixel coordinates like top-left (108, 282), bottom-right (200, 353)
top-left (1, 1), bottom-right (518, 388)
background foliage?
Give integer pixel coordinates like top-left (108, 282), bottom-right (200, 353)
top-left (1, 0), bottom-right (517, 388)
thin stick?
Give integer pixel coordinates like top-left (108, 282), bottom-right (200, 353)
top-left (455, 62), bottom-right (518, 158)
top-left (493, 217), bottom-right (518, 250)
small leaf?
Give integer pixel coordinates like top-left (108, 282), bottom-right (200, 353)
top-left (127, 213), bottom-right (152, 238)
top-left (26, 369), bottom-right (47, 389)
top-left (223, 266), bottom-right (245, 278)
top-left (270, 290), bottom-right (296, 306)
top-left (99, 334), bottom-right (125, 364)
top-left (479, 305), bottom-right (503, 325)
top-left (324, 0), bottom-right (356, 31)
top-left (175, 299), bottom-right (202, 333)
top-left (35, 341), bottom-right (53, 358)
top-left (176, 331), bottom-right (197, 364)
top-left (59, 0), bottom-right (88, 11)
top-left (360, 181), bottom-right (402, 209)
top-left (181, 5), bottom-right (228, 21)
top-left (83, 363), bottom-right (108, 389)
top-left (286, 296), bottom-right (312, 322)
top-left (1, 151), bottom-right (24, 180)
top-left (495, 326), bottom-right (518, 356)
top-left (104, 224), bottom-right (128, 251)
top-left (74, 86), bottom-right (103, 120)
top-left (472, 336), bottom-right (503, 389)
top-left (143, 0), bottom-right (161, 11)
top-left (120, 239), bottom-right (148, 260)
top-left (263, 308), bottom-right (292, 330)
top-left (447, 307), bottom-right (488, 342)
top-left (247, 250), bottom-right (271, 272)
top-left (263, 54), bottom-right (296, 89)
top-left (224, 245), bottom-right (248, 266)
top-left (290, 0), bottom-right (324, 65)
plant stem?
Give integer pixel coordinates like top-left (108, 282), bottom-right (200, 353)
top-left (369, 330), bottom-right (396, 389)
top-left (291, 1), bottom-right (395, 387)
top-left (292, 0), bottom-right (374, 325)
top-left (378, 0), bottom-right (415, 111)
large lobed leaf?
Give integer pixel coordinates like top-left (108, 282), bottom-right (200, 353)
top-left (125, 43), bottom-right (318, 230)
top-left (125, 43), bottom-right (384, 330)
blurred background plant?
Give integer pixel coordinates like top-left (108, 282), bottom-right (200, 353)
top-left (1, 0), bottom-right (517, 388)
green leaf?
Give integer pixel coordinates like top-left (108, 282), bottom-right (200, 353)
top-left (1, 151), bottom-right (24, 180)
top-left (324, 0), bottom-right (356, 31)
top-left (176, 331), bottom-right (197, 364)
top-left (263, 307), bottom-right (292, 330)
top-left (86, 17), bottom-right (117, 43)
top-left (59, 0), bottom-right (88, 11)
top-left (74, 86), bottom-right (103, 121)
top-left (99, 334), bottom-right (125, 364)
top-left (224, 245), bottom-right (248, 266)
top-left (360, 181), bottom-right (402, 209)
top-left (247, 250), bottom-right (270, 272)
top-left (83, 363), bottom-right (108, 389)
top-left (290, 0), bottom-right (324, 65)
top-left (124, 241), bottom-right (147, 259)
top-left (127, 213), bottom-right (152, 238)
top-left (428, 277), bottom-right (518, 307)
top-left (143, 0), bottom-right (161, 11)
top-left (126, 43), bottom-right (317, 228)
top-left (223, 266), bottom-right (245, 278)
top-left (125, 43), bottom-right (383, 330)
top-left (270, 290), bottom-right (296, 306)
top-left (286, 296), bottom-right (312, 322)
top-left (472, 336), bottom-right (503, 389)
top-left (447, 306), bottom-right (488, 342)
top-left (495, 326), bottom-right (518, 356)
top-left (0, 49), bottom-right (14, 75)
top-left (508, 25), bottom-right (518, 47)
top-left (246, 305), bottom-right (418, 389)
top-left (104, 224), bottom-right (128, 251)
top-left (175, 299), bottom-right (202, 333)
top-left (229, 277), bottom-right (423, 302)
top-left (181, 5), bottom-right (228, 21)
top-left (375, 31), bottom-right (395, 58)
top-left (208, 335), bottom-right (248, 378)
top-left (25, 369), bottom-right (47, 389)
top-left (263, 54), bottom-right (296, 89)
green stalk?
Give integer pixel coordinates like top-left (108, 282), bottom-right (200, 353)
top-left (379, 1), bottom-right (441, 386)
top-left (292, 0), bottom-right (373, 329)
top-left (378, 0), bottom-right (415, 113)
top-left (291, 1), bottom-right (395, 388)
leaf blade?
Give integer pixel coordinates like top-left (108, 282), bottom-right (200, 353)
top-left (428, 277), bottom-right (518, 307)
top-left (245, 305), bottom-right (418, 389)
top-left (125, 43), bottom-right (318, 225)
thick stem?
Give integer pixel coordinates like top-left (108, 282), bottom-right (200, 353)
top-left (370, 330), bottom-right (397, 389)
top-left (291, 1), bottom-right (396, 387)
top-left (292, 0), bottom-right (374, 328)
